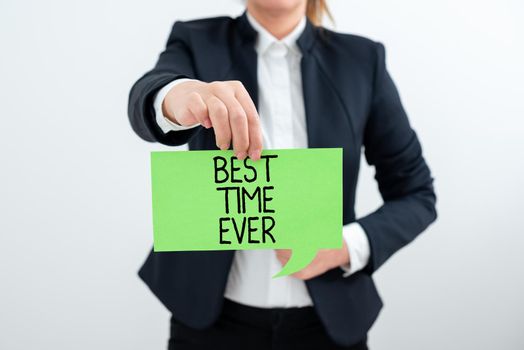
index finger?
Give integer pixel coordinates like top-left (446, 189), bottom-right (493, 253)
top-left (234, 83), bottom-right (263, 161)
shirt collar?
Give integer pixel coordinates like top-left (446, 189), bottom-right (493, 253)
top-left (246, 11), bottom-right (306, 56)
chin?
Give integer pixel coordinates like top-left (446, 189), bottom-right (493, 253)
top-left (249, 0), bottom-right (306, 13)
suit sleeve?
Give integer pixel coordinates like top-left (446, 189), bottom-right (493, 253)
top-left (127, 21), bottom-right (203, 146)
top-left (357, 42), bottom-right (438, 273)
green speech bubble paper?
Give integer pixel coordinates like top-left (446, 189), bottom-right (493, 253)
top-left (151, 148), bottom-right (342, 278)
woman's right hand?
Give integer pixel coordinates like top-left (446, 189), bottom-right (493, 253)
top-left (162, 80), bottom-right (263, 161)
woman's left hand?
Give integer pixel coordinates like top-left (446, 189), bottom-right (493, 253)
top-left (275, 242), bottom-right (350, 280)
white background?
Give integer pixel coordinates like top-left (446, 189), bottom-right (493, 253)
top-left (1, 0), bottom-right (523, 349)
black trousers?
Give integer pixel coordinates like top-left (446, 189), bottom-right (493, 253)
top-left (168, 298), bottom-right (368, 350)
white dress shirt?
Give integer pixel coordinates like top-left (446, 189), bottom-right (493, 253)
top-left (153, 12), bottom-right (370, 308)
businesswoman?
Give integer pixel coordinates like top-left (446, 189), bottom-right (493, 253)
top-left (128, 0), bottom-right (437, 349)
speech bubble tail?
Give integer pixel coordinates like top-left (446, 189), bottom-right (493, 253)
top-left (272, 247), bottom-right (318, 278)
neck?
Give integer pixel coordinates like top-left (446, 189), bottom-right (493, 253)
top-left (246, 2), bottom-right (306, 40)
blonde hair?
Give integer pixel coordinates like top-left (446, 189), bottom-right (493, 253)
top-left (306, 0), bottom-right (332, 26)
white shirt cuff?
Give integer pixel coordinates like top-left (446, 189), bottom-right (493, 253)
top-left (153, 78), bottom-right (201, 133)
top-left (339, 223), bottom-right (371, 277)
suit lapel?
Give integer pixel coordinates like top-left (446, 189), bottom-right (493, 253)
top-left (226, 12), bottom-right (259, 109)
top-left (298, 25), bottom-right (358, 150)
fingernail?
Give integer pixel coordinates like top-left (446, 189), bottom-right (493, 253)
top-left (249, 151), bottom-right (260, 161)
top-left (236, 151), bottom-right (246, 160)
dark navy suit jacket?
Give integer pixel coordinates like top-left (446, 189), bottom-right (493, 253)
top-left (128, 11), bottom-right (437, 347)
